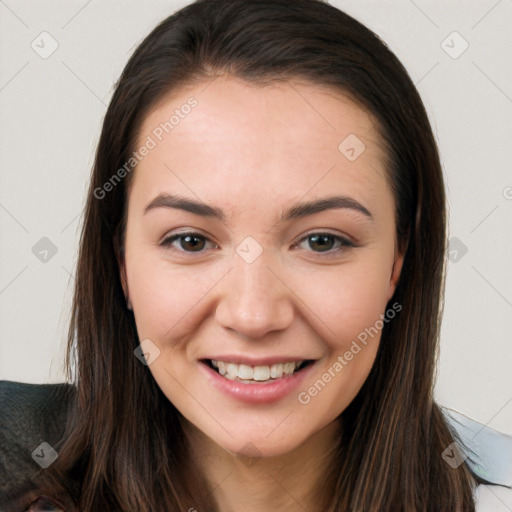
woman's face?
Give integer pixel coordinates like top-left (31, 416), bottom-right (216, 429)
top-left (120, 74), bottom-right (403, 458)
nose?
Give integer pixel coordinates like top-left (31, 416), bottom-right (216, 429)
top-left (215, 247), bottom-right (294, 340)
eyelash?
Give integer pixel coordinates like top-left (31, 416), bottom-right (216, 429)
top-left (159, 231), bottom-right (356, 258)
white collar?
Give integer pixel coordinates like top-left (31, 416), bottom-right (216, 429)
top-left (442, 406), bottom-right (512, 488)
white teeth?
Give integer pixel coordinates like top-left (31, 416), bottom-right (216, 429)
top-left (253, 366), bottom-right (270, 381)
top-left (238, 364), bottom-right (253, 380)
top-left (270, 363), bottom-right (283, 379)
top-left (208, 359), bottom-right (306, 382)
top-left (226, 363), bottom-right (238, 380)
top-left (283, 362), bottom-right (296, 374)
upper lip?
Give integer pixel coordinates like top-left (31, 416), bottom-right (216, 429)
top-left (201, 355), bottom-right (315, 366)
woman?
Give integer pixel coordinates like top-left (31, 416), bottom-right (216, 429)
top-left (10, 0), bottom-right (509, 510)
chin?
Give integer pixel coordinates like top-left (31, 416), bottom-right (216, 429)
top-left (207, 420), bottom-right (316, 460)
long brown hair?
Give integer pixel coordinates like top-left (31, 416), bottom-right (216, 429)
top-left (35, 0), bottom-right (481, 509)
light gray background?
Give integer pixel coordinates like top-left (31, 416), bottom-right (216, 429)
top-left (1, 1), bottom-right (511, 435)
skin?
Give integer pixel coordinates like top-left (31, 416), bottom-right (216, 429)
top-left (120, 73), bottom-right (404, 512)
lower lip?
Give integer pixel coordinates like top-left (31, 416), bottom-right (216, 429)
top-left (198, 361), bottom-right (317, 404)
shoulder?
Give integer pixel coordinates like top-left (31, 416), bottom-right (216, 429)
top-left (442, 406), bottom-right (512, 510)
top-left (0, 380), bottom-right (75, 441)
top-left (0, 380), bottom-right (76, 510)
top-left (474, 484), bottom-right (512, 511)
top-left (0, 379), bottom-right (75, 408)
top-left (442, 406), bottom-right (512, 487)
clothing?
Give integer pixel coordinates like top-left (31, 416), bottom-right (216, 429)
top-left (0, 381), bottom-right (73, 512)
top-left (1, 381), bottom-right (511, 511)
top-left (474, 484), bottom-right (512, 511)
top-left (25, 495), bottom-right (65, 511)
top-left (443, 407), bottom-right (512, 510)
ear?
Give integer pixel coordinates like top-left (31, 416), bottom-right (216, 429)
top-left (387, 240), bottom-right (405, 302)
top-left (120, 260), bottom-right (133, 310)
top-left (114, 228), bottom-right (132, 310)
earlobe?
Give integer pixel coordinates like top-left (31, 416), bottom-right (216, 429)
top-left (387, 232), bottom-right (409, 301)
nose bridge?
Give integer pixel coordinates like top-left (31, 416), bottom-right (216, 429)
top-left (215, 240), bottom-right (293, 339)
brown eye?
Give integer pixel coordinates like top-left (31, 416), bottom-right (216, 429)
top-left (308, 233), bottom-right (336, 252)
top-left (176, 234), bottom-right (205, 251)
top-left (295, 232), bottom-right (355, 256)
top-left (160, 232), bottom-right (216, 255)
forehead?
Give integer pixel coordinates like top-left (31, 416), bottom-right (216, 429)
top-left (130, 74), bottom-right (391, 219)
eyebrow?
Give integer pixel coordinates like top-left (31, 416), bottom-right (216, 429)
top-left (143, 193), bottom-right (373, 222)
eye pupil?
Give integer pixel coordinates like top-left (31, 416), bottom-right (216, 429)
top-left (181, 235), bottom-right (205, 251)
top-left (309, 234), bottom-right (334, 252)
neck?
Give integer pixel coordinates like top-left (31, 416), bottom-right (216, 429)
top-left (183, 418), bottom-right (342, 512)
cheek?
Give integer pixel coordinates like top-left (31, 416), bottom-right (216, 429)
top-left (294, 266), bottom-right (390, 422)
top-left (292, 257), bottom-right (393, 350)
top-left (127, 254), bottom-right (217, 342)
top-left (289, 254), bottom-right (392, 414)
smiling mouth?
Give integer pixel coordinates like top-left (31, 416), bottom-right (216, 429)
top-left (202, 359), bottom-right (315, 383)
